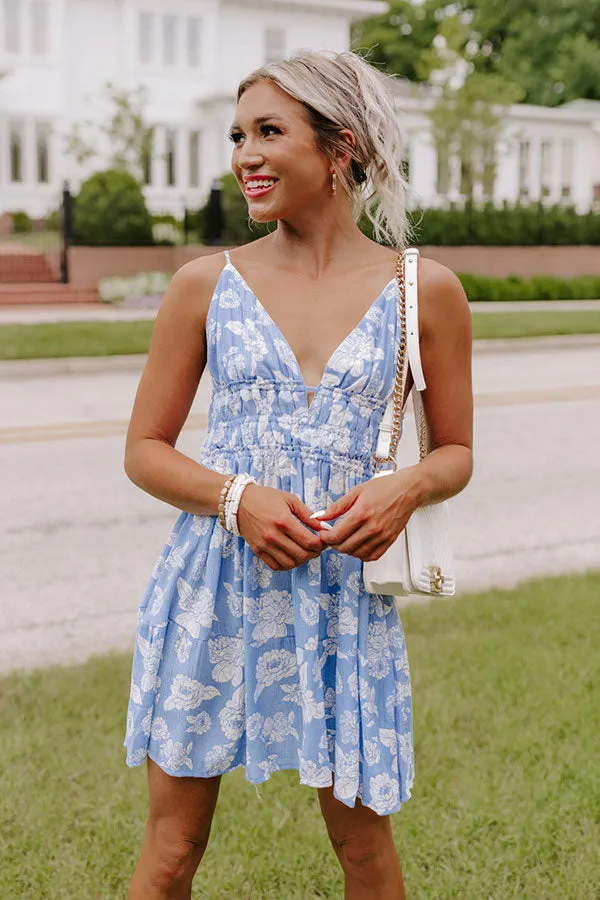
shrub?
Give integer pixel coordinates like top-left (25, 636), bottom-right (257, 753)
top-left (197, 172), bottom-right (271, 245)
top-left (73, 169), bottom-right (153, 246)
top-left (405, 202), bottom-right (600, 246)
top-left (457, 273), bottom-right (600, 301)
top-left (45, 208), bottom-right (62, 231)
top-left (10, 210), bottom-right (33, 233)
top-left (98, 271), bottom-right (172, 303)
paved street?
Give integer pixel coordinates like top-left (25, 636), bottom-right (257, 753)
top-left (1, 342), bottom-right (599, 674)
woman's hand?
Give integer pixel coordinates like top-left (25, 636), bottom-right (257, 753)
top-left (236, 484), bottom-right (326, 571)
top-left (313, 469), bottom-right (422, 562)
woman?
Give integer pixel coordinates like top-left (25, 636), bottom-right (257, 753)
top-left (124, 50), bottom-right (473, 899)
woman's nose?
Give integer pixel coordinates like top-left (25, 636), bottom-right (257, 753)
top-left (237, 138), bottom-right (265, 168)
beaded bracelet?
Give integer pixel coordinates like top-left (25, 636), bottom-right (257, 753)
top-left (217, 475), bottom-right (236, 530)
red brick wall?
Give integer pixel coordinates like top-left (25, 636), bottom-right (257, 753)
top-left (67, 244), bottom-right (600, 287)
top-left (67, 244), bottom-right (226, 287)
top-left (420, 245), bottom-right (600, 278)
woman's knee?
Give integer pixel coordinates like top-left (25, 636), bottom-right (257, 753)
top-left (332, 833), bottom-right (392, 884)
top-left (144, 823), bottom-right (210, 889)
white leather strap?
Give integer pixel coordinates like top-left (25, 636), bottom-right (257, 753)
top-left (374, 247), bottom-right (425, 462)
top-left (404, 248), bottom-right (426, 392)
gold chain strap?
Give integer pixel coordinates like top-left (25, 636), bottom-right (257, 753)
top-left (374, 250), bottom-right (427, 472)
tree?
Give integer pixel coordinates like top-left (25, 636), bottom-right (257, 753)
top-left (65, 83), bottom-right (154, 182)
top-left (353, 0), bottom-right (600, 108)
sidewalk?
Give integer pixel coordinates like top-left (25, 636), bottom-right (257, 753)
top-left (1, 298), bottom-right (600, 325)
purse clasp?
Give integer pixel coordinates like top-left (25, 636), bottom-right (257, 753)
top-left (429, 566), bottom-right (445, 593)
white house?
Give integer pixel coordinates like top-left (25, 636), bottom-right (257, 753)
top-left (1, 0), bottom-right (599, 219)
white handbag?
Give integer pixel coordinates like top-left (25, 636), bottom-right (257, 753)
top-left (363, 248), bottom-right (456, 598)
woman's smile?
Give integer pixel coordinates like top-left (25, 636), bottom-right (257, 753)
top-left (244, 176), bottom-right (280, 198)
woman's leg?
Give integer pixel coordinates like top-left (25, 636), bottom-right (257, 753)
top-left (317, 785), bottom-right (406, 900)
top-left (128, 757), bottom-right (222, 900)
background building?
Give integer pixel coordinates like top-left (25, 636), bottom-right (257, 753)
top-left (1, 0), bottom-right (599, 218)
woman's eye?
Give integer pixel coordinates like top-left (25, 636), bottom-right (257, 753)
top-left (260, 124), bottom-right (281, 137)
top-left (228, 132), bottom-right (244, 144)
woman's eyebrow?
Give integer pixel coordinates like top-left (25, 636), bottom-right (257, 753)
top-left (229, 114), bottom-right (285, 129)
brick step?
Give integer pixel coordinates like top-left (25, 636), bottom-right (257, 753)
top-left (0, 252), bottom-right (55, 283)
top-left (0, 284), bottom-right (99, 305)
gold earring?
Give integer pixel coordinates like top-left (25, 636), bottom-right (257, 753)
top-left (332, 172), bottom-right (337, 195)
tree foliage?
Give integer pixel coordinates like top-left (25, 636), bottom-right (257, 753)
top-left (65, 83), bottom-right (154, 182)
top-left (353, 1), bottom-right (600, 107)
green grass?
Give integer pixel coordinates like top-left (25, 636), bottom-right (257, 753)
top-left (1, 310), bottom-right (600, 360)
top-left (471, 309), bottom-right (600, 340)
top-left (1, 572), bottom-right (599, 899)
top-left (7, 231), bottom-right (61, 251)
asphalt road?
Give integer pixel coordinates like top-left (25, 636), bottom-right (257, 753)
top-left (2, 342), bottom-right (599, 674)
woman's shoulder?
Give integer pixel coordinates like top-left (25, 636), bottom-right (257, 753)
top-left (156, 250), bottom-right (230, 332)
top-left (415, 255), bottom-right (471, 338)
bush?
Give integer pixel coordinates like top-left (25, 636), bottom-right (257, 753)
top-left (457, 273), bottom-right (600, 301)
top-left (408, 201), bottom-right (600, 246)
top-left (10, 210), bottom-right (33, 234)
top-left (198, 172), bottom-right (271, 245)
top-left (73, 169), bottom-right (153, 246)
top-left (45, 208), bottom-right (62, 231)
top-left (97, 271), bottom-right (172, 303)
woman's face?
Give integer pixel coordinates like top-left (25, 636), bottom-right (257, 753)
top-left (229, 80), bottom-right (333, 223)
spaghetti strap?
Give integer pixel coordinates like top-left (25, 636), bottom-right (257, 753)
top-left (223, 249), bottom-right (231, 264)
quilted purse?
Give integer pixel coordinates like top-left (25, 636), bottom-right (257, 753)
top-left (363, 248), bottom-right (456, 597)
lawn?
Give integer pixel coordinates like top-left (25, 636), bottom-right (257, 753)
top-left (1, 571), bottom-right (599, 899)
top-left (1, 310), bottom-right (600, 360)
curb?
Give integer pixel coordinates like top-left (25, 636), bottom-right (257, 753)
top-left (1, 334), bottom-right (600, 379)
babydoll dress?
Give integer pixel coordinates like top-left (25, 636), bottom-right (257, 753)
top-left (123, 251), bottom-right (414, 816)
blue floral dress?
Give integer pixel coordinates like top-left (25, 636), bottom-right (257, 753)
top-left (123, 250), bottom-right (414, 816)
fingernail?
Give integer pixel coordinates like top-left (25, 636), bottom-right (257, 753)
top-left (309, 509), bottom-right (327, 519)
top-left (318, 521), bottom-right (334, 530)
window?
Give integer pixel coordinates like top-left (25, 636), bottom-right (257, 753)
top-left (138, 12), bottom-right (153, 64)
top-left (561, 138), bottom-right (573, 200)
top-left (189, 130), bottom-right (201, 187)
top-left (518, 140), bottom-right (530, 199)
top-left (31, 0), bottom-right (48, 55)
top-left (162, 15), bottom-right (176, 66)
top-left (540, 140), bottom-right (552, 199)
top-left (9, 121), bottom-right (24, 182)
top-left (165, 129), bottom-right (177, 186)
top-left (264, 28), bottom-right (285, 64)
top-left (4, 0), bottom-right (20, 52)
top-left (187, 17), bottom-right (201, 67)
top-left (36, 122), bottom-right (50, 182)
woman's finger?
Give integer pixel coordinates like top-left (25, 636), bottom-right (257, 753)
top-left (332, 523), bottom-right (383, 556)
top-left (319, 507), bottom-right (371, 547)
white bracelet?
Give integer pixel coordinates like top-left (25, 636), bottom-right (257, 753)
top-left (224, 475), bottom-right (247, 530)
top-left (228, 475), bottom-right (255, 536)
top-left (224, 474), bottom-right (256, 535)
top-left (227, 475), bottom-right (255, 536)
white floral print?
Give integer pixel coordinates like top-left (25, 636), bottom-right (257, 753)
top-left (164, 674), bottom-right (221, 711)
top-left (124, 255), bottom-right (414, 816)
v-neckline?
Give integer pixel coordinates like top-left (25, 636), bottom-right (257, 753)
top-left (225, 258), bottom-right (395, 404)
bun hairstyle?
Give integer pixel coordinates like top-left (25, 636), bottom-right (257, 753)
top-left (237, 49), bottom-right (412, 249)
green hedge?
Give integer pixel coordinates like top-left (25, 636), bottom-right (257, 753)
top-left (458, 273), bottom-right (600, 301)
top-left (409, 202), bottom-right (600, 246)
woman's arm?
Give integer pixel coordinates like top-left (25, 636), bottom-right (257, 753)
top-left (123, 254), bottom-right (231, 517)
top-left (314, 258), bottom-right (473, 559)
top-left (396, 257), bottom-right (474, 510)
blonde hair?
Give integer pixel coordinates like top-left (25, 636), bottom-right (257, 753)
top-left (237, 49), bottom-right (412, 249)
